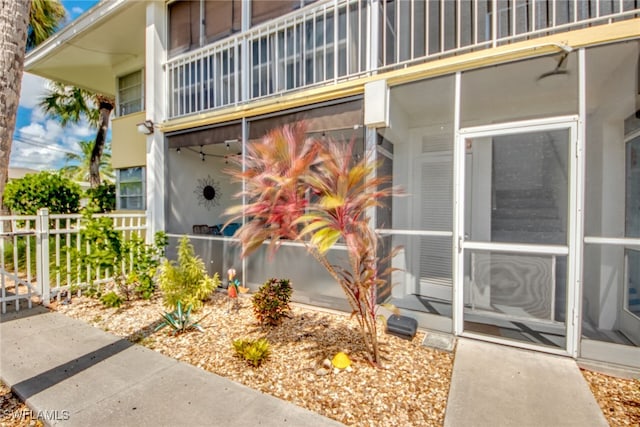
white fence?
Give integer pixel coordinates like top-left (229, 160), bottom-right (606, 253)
top-left (0, 209), bottom-right (146, 313)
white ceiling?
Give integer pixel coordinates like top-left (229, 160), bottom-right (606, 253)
top-left (25, 1), bottom-right (147, 96)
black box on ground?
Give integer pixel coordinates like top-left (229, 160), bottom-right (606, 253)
top-left (386, 315), bottom-right (418, 340)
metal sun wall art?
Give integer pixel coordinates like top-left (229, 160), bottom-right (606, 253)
top-left (194, 175), bottom-right (221, 210)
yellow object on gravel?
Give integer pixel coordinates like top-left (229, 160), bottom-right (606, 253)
top-left (331, 352), bottom-right (351, 369)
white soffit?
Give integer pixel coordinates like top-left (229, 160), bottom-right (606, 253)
top-left (24, 0), bottom-right (146, 96)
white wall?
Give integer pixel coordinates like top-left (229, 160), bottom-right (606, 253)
top-left (583, 42), bottom-right (638, 330)
top-left (167, 150), bottom-right (241, 235)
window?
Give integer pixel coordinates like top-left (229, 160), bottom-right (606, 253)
top-left (168, 0), bottom-right (241, 57)
top-left (116, 167), bottom-right (145, 210)
top-left (118, 70), bottom-right (143, 116)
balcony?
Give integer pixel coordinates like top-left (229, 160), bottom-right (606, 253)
top-left (166, 0), bottom-right (640, 120)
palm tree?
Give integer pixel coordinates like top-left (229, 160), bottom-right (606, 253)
top-left (61, 140), bottom-right (114, 184)
top-left (0, 0), bottom-right (65, 212)
top-left (40, 82), bottom-right (114, 188)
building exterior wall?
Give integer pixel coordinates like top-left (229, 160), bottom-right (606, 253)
top-left (111, 112), bottom-right (147, 169)
top-left (147, 1), bottom-right (640, 368)
top-left (25, 0), bottom-right (640, 369)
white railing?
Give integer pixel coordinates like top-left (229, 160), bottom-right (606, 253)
top-left (246, 0), bottom-right (368, 101)
top-left (0, 209), bottom-right (147, 313)
top-left (167, 37), bottom-right (241, 118)
top-left (167, 0), bottom-right (368, 119)
top-left (166, 0), bottom-right (639, 119)
top-left (378, 0), bottom-right (640, 69)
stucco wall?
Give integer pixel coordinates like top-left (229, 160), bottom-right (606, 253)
top-left (111, 111), bottom-right (147, 169)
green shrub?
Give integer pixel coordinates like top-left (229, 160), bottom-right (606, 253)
top-left (155, 301), bottom-right (209, 335)
top-left (83, 284), bottom-right (101, 298)
top-left (100, 291), bottom-right (123, 308)
top-left (80, 209), bottom-right (122, 271)
top-left (113, 273), bottom-right (137, 301)
top-left (232, 338), bottom-right (271, 367)
top-left (86, 183), bottom-right (116, 212)
top-left (123, 232), bottom-right (168, 299)
top-left (58, 207), bottom-right (166, 296)
top-left (3, 171), bottom-right (81, 214)
top-left (252, 278), bottom-right (292, 326)
top-left (158, 236), bottom-right (220, 312)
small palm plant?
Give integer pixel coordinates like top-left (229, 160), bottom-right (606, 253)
top-left (225, 123), bottom-right (398, 365)
top-left (157, 236), bottom-right (220, 312)
top-left (155, 301), bottom-right (209, 335)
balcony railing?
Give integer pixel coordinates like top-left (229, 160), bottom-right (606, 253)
top-left (167, 38), bottom-right (241, 118)
top-left (167, 0), bottom-right (367, 119)
top-left (247, 0), bottom-right (368, 100)
top-left (378, 0), bottom-right (640, 68)
top-left (166, 0), bottom-right (639, 120)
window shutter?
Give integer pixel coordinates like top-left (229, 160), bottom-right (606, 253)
top-left (169, 1), bottom-right (200, 56)
top-left (251, 0), bottom-right (299, 26)
top-left (419, 152), bottom-right (453, 287)
top-left (204, 0), bottom-right (241, 43)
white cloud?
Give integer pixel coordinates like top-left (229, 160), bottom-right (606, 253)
top-left (10, 142), bottom-right (67, 171)
top-left (70, 121), bottom-right (93, 138)
top-left (19, 123), bottom-right (46, 140)
top-left (13, 75), bottom-right (100, 171)
top-left (30, 107), bottom-right (46, 123)
top-left (19, 73), bottom-right (49, 109)
top-left (14, 120), bottom-right (73, 170)
top-left (18, 121), bottom-right (64, 145)
top-left (71, 6), bottom-right (84, 14)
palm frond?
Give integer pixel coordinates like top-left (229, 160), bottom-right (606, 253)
top-left (39, 82), bottom-right (100, 127)
top-left (59, 140), bottom-right (113, 183)
top-left (27, 0), bottom-right (66, 50)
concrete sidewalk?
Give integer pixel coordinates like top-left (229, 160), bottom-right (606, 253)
top-left (445, 338), bottom-right (608, 427)
top-left (0, 307), bottom-right (342, 427)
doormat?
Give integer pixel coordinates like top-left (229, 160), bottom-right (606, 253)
top-left (422, 330), bottom-right (456, 353)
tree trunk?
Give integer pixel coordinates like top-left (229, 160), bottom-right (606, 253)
top-left (89, 99), bottom-right (114, 188)
top-left (0, 0), bottom-right (31, 212)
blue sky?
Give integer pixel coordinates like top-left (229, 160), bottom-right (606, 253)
top-left (11, 0), bottom-right (101, 172)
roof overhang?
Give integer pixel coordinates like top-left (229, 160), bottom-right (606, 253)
top-left (24, 0), bottom-right (147, 96)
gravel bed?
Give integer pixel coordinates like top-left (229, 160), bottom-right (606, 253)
top-left (53, 293), bottom-right (453, 426)
top-left (581, 368), bottom-right (640, 426)
top-left (0, 382), bottom-right (43, 427)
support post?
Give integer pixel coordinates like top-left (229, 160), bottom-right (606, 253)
top-left (36, 208), bottom-right (50, 306)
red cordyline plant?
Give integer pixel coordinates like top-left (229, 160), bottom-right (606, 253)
top-left (225, 122), bottom-right (398, 365)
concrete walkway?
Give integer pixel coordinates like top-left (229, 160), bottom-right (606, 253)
top-left (1, 306), bottom-right (610, 426)
top-left (445, 338), bottom-right (609, 427)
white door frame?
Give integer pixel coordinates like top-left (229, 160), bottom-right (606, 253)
top-left (452, 115), bottom-right (581, 356)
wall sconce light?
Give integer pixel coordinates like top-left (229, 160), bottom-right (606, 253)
top-left (136, 120), bottom-right (154, 135)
